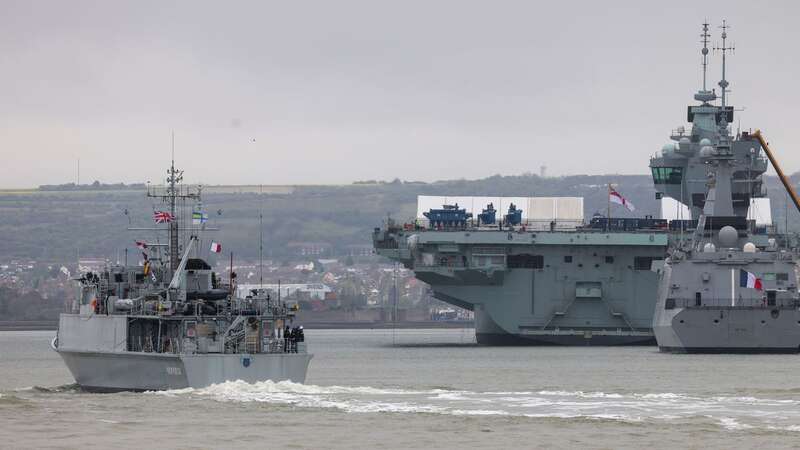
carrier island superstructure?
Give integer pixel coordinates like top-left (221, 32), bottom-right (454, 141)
top-left (373, 23), bottom-right (777, 345)
top-left (52, 160), bottom-right (311, 391)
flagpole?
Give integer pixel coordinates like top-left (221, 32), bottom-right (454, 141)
top-left (607, 183), bottom-right (612, 231)
top-left (230, 251), bottom-right (234, 301)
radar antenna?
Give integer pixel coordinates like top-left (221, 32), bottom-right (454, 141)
top-left (694, 22), bottom-right (716, 103)
top-left (701, 21), bottom-right (710, 92)
top-left (714, 20), bottom-right (735, 109)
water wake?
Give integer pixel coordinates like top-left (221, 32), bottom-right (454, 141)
top-left (155, 380), bottom-right (800, 431)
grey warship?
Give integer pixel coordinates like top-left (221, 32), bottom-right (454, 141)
top-left (653, 22), bottom-right (800, 353)
top-left (52, 159), bottom-right (312, 391)
top-left (372, 23), bottom-right (770, 346)
top-left (653, 127), bottom-right (800, 353)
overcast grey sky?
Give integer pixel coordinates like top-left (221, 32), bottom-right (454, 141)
top-left (1, 1), bottom-right (799, 188)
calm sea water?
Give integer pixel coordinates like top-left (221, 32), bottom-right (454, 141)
top-left (1, 329), bottom-right (800, 449)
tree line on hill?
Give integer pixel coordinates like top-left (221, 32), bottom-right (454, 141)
top-left (0, 172), bottom-right (797, 263)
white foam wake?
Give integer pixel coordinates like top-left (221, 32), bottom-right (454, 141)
top-left (153, 380), bottom-right (800, 431)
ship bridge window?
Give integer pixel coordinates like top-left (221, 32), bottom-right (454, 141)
top-left (507, 254), bottom-right (544, 269)
top-left (651, 167), bottom-right (683, 185)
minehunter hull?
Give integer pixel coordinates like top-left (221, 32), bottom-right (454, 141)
top-left (55, 344), bottom-right (312, 392)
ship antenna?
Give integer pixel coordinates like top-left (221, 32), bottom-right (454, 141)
top-left (701, 21), bottom-right (710, 92)
top-left (166, 130), bottom-right (183, 272)
top-left (259, 183), bottom-right (264, 289)
top-left (714, 19), bottom-right (734, 109)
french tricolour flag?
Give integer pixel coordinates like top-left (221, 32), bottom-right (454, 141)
top-left (210, 242), bottom-right (222, 253)
top-left (739, 269), bottom-right (763, 290)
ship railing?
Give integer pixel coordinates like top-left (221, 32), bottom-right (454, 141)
top-left (416, 219), bottom-right (586, 232)
top-left (263, 338), bottom-right (306, 354)
top-left (665, 297), bottom-right (800, 310)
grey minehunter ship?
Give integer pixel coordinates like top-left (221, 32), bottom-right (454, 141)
top-left (52, 160), bottom-right (311, 391)
top-left (373, 23), bottom-right (772, 346)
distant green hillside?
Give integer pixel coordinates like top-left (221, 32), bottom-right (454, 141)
top-left (1, 173), bottom-right (798, 263)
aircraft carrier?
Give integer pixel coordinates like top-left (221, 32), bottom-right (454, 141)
top-left (373, 23), bottom-right (775, 345)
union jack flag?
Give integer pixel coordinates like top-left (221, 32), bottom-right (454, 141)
top-left (153, 211), bottom-right (175, 223)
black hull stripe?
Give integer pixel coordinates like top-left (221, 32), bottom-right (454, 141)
top-left (476, 333), bottom-right (656, 346)
top-left (659, 346), bottom-right (800, 354)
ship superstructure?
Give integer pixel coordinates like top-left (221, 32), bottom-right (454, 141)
top-left (650, 22), bottom-right (767, 219)
top-left (653, 129), bottom-right (800, 353)
top-left (53, 159), bottom-right (311, 391)
top-left (373, 23), bottom-right (784, 346)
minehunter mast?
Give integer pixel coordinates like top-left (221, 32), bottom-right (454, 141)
top-left (147, 156), bottom-right (200, 277)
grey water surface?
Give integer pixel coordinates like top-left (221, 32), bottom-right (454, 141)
top-left (1, 329), bottom-right (799, 449)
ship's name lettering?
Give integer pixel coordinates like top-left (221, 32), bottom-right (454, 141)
top-left (166, 367), bottom-right (183, 376)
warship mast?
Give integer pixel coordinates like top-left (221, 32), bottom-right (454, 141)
top-left (168, 139), bottom-right (180, 272)
top-left (714, 20), bottom-right (734, 110)
top-left (147, 135), bottom-right (200, 277)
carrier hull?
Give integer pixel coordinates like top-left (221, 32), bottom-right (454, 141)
top-left (375, 228), bottom-right (668, 346)
top-left (476, 333), bottom-right (655, 346)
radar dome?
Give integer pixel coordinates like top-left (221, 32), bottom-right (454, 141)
top-left (661, 144), bottom-right (675, 156)
top-left (700, 146), bottom-right (715, 157)
top-left (679, 137), bottom-right (691, 146)
top-left (743, 242), bottom-right (757, 253)
top-left (699, 138), bottom-right (712, 146)
top-left (703, 242), bottom-right (717, 253)
top-left (718, 226), bottom-right (738, 248)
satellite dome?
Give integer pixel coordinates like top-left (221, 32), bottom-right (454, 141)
top-left (699, 138), bottom-right (712, 146)
top-left (703, 242), bottom-right (716, 253)
top-left (661, 143), bottom-right (675, 156)
top-left (679, 137), bottom-right (691, 146)
top-left (700, 146), bottom-right (715, 157)
top-left (718, 226), bottom-right (738, 248)
top-left (743, 242), bottom-right (757, 253)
